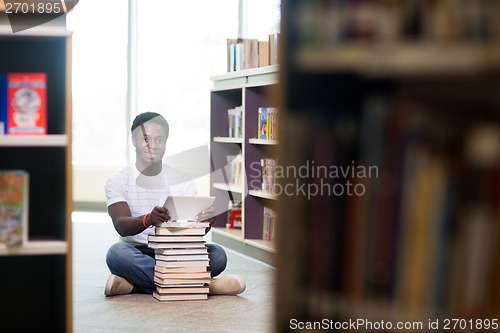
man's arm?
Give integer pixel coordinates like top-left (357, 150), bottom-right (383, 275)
top-left (108, 201), bottom-right (171, 237)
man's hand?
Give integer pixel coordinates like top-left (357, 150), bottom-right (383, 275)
top-left (147, 206), bottom-right (171, 227)
top-left (195, 206), bottom-right (216, 234)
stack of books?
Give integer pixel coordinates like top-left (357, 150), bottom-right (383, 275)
top-left (148, 221), bottom-right (211, 301)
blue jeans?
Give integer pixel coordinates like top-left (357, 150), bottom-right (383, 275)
top-left (106, 241), bottom-right (227, 293)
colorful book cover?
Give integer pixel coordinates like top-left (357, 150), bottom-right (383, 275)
top-left (268, 107), bottom-right (279, 140)
top-left (258, 107), bottom-right (268, 139)
top-left (7, 73), bottom-right (47, 135)
top-left (0, 170), bottom-right (29, 248)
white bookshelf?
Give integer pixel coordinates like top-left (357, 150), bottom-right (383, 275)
top-left (249, 189), bottom-right (278, 200)
top-left (249, 138), bottom-right (278, 145)
top-left (210, 67), bottom-right (278, 266)
top-left (213, 136), bottom-right (243, 144)
top-left (213, 182), bottom-right (244, 194)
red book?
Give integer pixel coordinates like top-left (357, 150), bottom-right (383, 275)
top-left (7, 73), bottom-right (47, 135)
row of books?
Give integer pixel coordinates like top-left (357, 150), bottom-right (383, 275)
top-left (260, 158), bottom-right (278, 194)
top-left (262, 206), bottom-right (276, 242)
top-left (295, 0), bottom-right (500, 46)
top-left (303, 94), bottom-right (500, 316)
top-left (258, 107), bottom-right (278, 140)
top-left (0, 170), bottom-right (28, 249)
top-left (227, 33), bottom-right (279, 72)
top-left (225, 154), bottom-right (243, 187)
top-left (0, 73), bottom-right (47, 135)
top-left (147, 221), bottom-right (211, 301)
top-left (228, 106), bottom-right (242, 138)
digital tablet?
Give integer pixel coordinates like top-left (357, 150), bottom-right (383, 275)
top-left (162, 195), bottom-right (216, 222)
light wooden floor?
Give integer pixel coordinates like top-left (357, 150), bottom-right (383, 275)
top-left (72, 212), bottom-right (276, 333)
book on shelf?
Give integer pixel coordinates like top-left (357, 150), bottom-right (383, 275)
top-left (153, 291), bottom-right (208, 302)
top-left (228, 38), bottom-right (240, 72)
top-left (261, 158), bottom-right (278, 194)
top-left (227, 38), bottom-right (242, 72)
top-left (262, 206), bottom-right (277, 242)
top-left (225, 154), bottom-right (243, 187)
top-left (3, 73), bottom-right (47, 135)
top-left (228, 106), bottom-right (242, 138)
top-left (258, 41), bottom-right (270, 67)
top-left (0, 74), bottom-right (6, 135)
top-left (227, 37), bottom-right (276, 72)
top-left (243, 38), bottom-right (259, 69)
top-left (258, 107), bottom-right (279, 140)
top-left (269, 33), bottom-right (279, 65)
top-left (0, 170), bottom-right (29, 248)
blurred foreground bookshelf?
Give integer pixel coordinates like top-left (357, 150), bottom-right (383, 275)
top-left (276, 1), bottom-right (500, 331)
top-left (0, 15), bottom-right (72, 333)
top-left (209, 65), bottom-right (278, 266)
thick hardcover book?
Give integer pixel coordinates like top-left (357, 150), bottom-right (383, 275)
top-left (155, 259), bottom-right (210, 268)
top-left (154, 275), bottom-right (211, 286)
top-left (148, 234), bottom-right (205, 243)
top-left (0, 170), bottom-right (29, 248)
top-left (154, 265), bottom-right (208, 274)
top-left (7, 73), bottom-right (47, 135)
top-left (148, 241), bottom-right (207, 249)
top-left (154, 227), bottom-right (206, 236)
top-left (155, 253), bottom-right (209, 262)
top-left (153, 291), bottom-right (208, 301)
top-left (155, 285), bottom-right (209, 294)
top-left (154, 247), bottom-right (208, 256)
top-left (153, 270), bottom-right (211, 280)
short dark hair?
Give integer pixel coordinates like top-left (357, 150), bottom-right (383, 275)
top-left (131, 112), bottom-right (169, 138)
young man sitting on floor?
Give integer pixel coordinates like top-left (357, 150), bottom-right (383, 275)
top-left (104, 112), bottom-right (246, 296)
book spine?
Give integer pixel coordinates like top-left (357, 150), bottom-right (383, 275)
top-left (0, 74), bottom-right (7, 134)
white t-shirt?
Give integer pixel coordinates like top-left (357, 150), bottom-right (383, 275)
top-left (105, 163), bottom-right (197, 245)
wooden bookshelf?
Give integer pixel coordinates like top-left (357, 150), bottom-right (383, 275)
top-left (276, 1), bottom-right (500, 331)
top-left (0, 19), bottom-right (72, 333)
top-left (209, 66), bottom-right (278, 266)
top-left (295, 43), bottom-right (500, 76)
